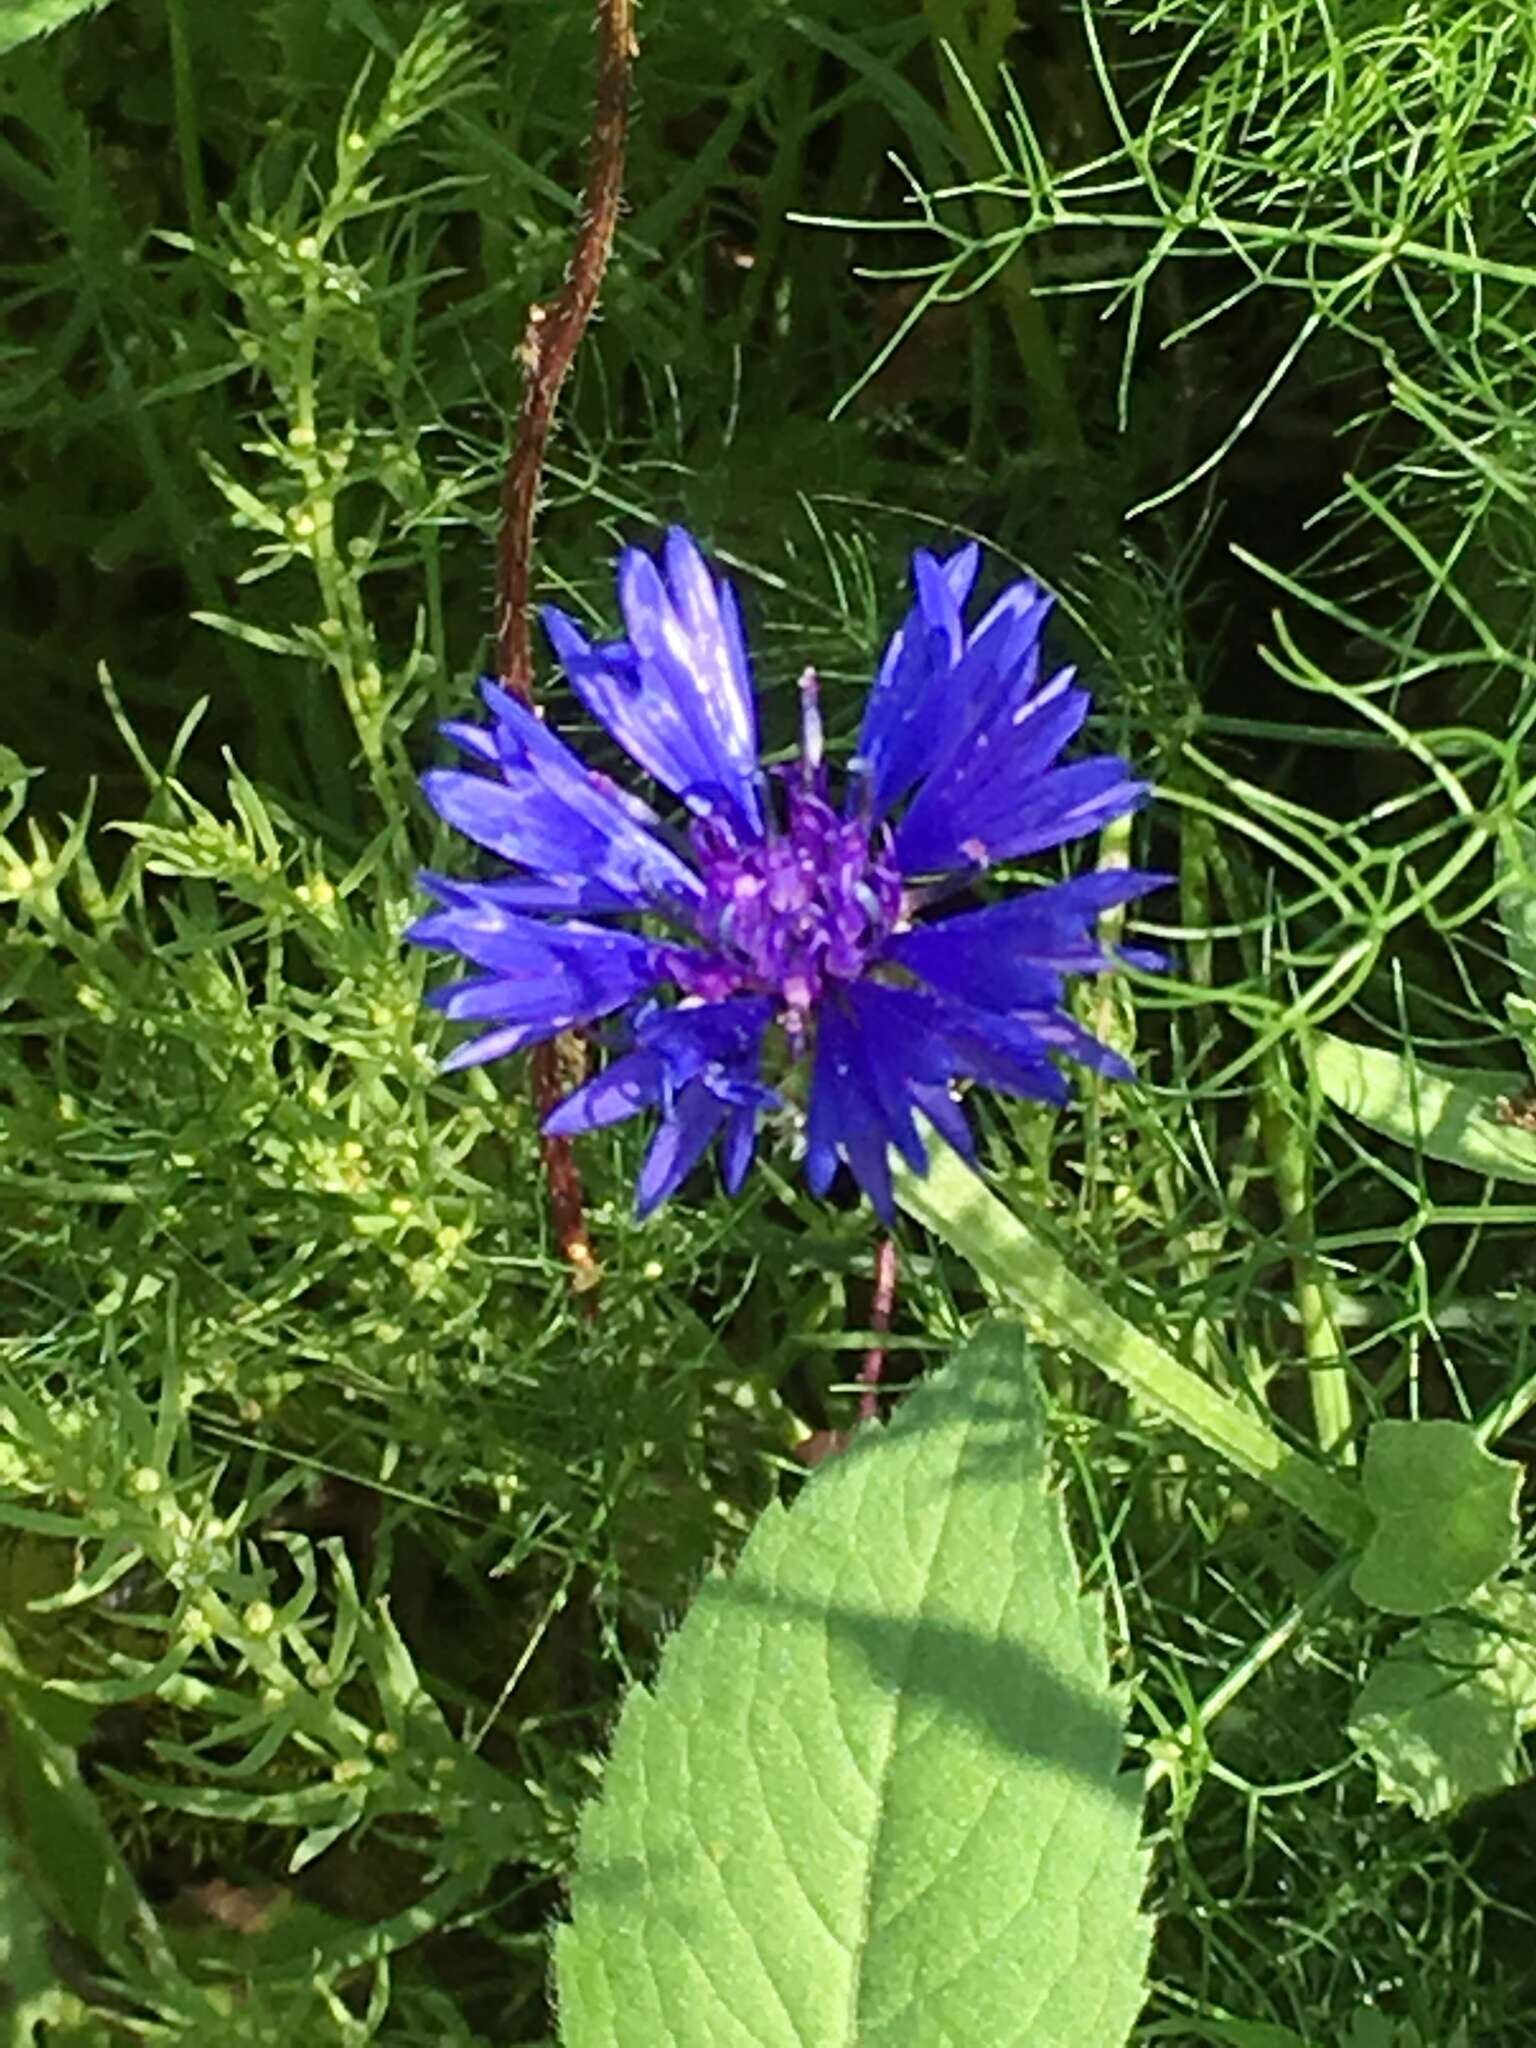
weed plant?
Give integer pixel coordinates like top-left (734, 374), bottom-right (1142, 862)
top-left (5, 0), bottom-right (1536, 2039)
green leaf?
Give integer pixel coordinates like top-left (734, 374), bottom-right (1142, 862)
top-left (1313, 1034), bottom-right (1536, 1182)
top-left (0, 0), bottom-right (117, 57)
top-left (1504, 994), bottom-right (1536, 1082)
top-left (556, 1322), bottom-right (1151, 2048)
top-left (1351, 1421), bottom-right (1521, 1616)
top-left (0, 1803), bottom-right (66, 2043)
top-left (1349, 1586), bottom-right (1536, 1818)
top-left (891, 1138), bottom-right (1367, 1545)
top-left (1498, 821), bottom-right (1536, 998)
top-left (1343, 2020), bottom-right (1447, 2048)
top-left (0, 1619), bottom-right (169, 1985)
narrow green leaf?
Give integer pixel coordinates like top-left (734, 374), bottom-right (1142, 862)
top-left (1504, 993), bottom-right (1536, 1084)
top-left (557, 1322), bottom-right (1151, 2048)
top-left (0, 1803), bottom-right (64, 2042)
top-left (0, 1621), bottom-right (160, 1973)
top-left (892, 1139), bottom-right (1367, 1545)
top-left (0, 0), bottom-right (116, 57)
top-left (1351, 1421), bottom-right (1521, 1616)
top-left (1349, 1586), bottom-right (1536, 1818)
top-left (1498, 822), bottom-right (1536, 998)
top-left (189, 611), bottom-right (314, 659)
top-left (1312, 1034), bottom-right (1536, 1182)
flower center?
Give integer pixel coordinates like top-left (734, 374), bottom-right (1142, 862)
top-left (666, 785), bottom-right (903, 1015)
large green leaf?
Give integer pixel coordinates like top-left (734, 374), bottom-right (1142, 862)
top-left (1351, 1420), bottom-right (1521, 1616)
top-left (1312, 1034), bottom-right (1536, 1183)
top-left (556, 1322), bottom-right (1151, 2048)
top-left (1350, 1585), bottom-right (1536, 1819)
top-left (0, 0), bottom-right (117, 57)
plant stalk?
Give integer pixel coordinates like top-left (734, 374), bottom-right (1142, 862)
top-left (496, 0), bottom-right (636, 1294)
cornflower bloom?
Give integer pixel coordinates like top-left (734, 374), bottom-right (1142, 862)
top-left (410, 530), bottom-right (1165, 1218)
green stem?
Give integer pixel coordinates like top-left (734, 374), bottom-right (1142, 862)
top-left (920, 0), bottom-right (1084, 457)
top-left (894, 1140), bottom-right (1369, 1546)
top-left (1257, 1050), bottom-right (1356, 1459)
top-left (165, 0), bottom-right (208, 243)
top-left (1143, 1557), bottom-right (1354, 1792)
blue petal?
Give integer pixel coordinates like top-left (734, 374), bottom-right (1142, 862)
top-left (417, 870), bottom-right (636, 917)
top-left (803, 1031), bottom-right (845, 1199)
top-left (843, 1009), bottom-right (928, 1175)
top-left (846, 981), bottom-right (1073, 1108)
top-left (902, 667), bottom-right (1091, 834)
top-left (422, 686), bottom-right (702, 910)
top-left (884, 926), bottom-right (1063, 1013)
top-left (897, 750), bottom-right (1149, 876)
top-left (636, 1083), bottom-right (730, 1218)
top-left (542, 1048), bottom-right (666, 1135)
top-left (720, 1103), bottom-right (759, 1194)
top-left (541, 998), bottom-right (777, 1203)
top-left (410, 912), bottom-right (658, 1068)
top-left (909, 1079), bottom-right (975, 1161)
top-left (1012, 1007), bottom-right (1137, 1082)
top-left (887, 578), bottom-right (1058, 812)
top-left (408, 904), bottom-right (653, 988)
top-left (543, 528), bottom-right (763, 839)
top-left (426, 974), bottom-right (568, 1023)
top-left (637, 996), bottom-right (776, 1085)
top-left (884, 868), bottom-right (1171, 1007)
top-left (804, 999), bottom-right (901, 1220)
top-left (438, 1020), bottom-right (554, 1073)
top-left (856, 542), bottom-right (986, 816)
top-left (439, 719), bottom-right (500, 765)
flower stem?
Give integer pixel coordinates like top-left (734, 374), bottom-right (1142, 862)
top-left (895, 1140), bottom-right (1369, 1546)
top-left (496, 0), bottom-right (636, 1294)
top-left (858, 1235), bottom-right (900, 1424)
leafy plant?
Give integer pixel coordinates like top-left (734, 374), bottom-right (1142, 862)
top-left (0, 0), bottom-right (117, 60)
top-left (558, 1323), bottom-right (1150, 2048)
top-left (8, 0), bottom-right (1536, 2039)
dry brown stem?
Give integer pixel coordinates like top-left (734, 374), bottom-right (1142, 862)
top-left (494, 0), bottom-right (636, 1293)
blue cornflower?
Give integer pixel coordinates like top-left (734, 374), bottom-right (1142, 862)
top-left (410, 529), bottom-right (1166, 1219)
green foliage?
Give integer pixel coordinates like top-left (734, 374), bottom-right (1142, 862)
top-left (0, 1794), bottom-right (80, 2043)
top-left (6, 0), bottom-right (1536, 2039)
top-left (893, 1137), bottom-right (1367, 1543)
top-left (1350, 1585), bottom-right (1536, 1820)
top-left (557, 1323), bottom-right (1150, 2048)
top-left (1312, 1038), bottom-right (1536, 1184)
top-left (0, 0), bottom-right (116, 59)
top-left (1352, 1422), bottom-right (1523, 1616)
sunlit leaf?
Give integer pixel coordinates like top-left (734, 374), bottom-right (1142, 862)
top-left (556, 1322), bottom-right (1151, 2048)
top-left (1350, 1586), bottom-right (1536, 1818)
top-left (1352, 1421), bottom-right (1521, 1616)
top-left (1312, 1034), bottom-right (1536, 1183)
top-left (1498, 822), bottom-right (1536, 999)
top-left (0, 0), bottom-right (116, 57)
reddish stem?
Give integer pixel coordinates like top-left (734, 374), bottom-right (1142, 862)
top-left (495, 0), bottom-right (636, 1293)
top-left (858, 1234), bottom-right (900, 1424)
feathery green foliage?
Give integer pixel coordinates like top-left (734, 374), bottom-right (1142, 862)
top-left (7, 0), bottom-right (1536, 2038)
